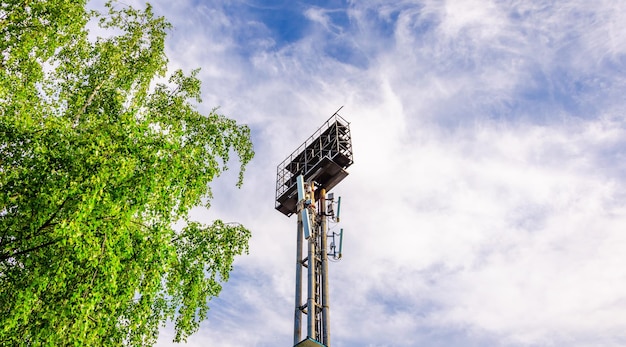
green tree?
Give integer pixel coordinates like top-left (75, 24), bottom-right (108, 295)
top-left (0, 1), bottom-right (254, 345)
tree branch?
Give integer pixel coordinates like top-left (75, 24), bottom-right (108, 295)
top-left (74, 78), bottom-right (108, 127)
top-left (38, 196), bottom-right (70, 233)
top-left (1, 195), bottom-right (71, 248)
top-left (84, 234), bottom-right (107, 298)
top-left (0, 238), bottom-right (62, 262)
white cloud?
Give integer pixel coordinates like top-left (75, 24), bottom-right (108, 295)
top-left (85, 0), bottom-right (626, 346)
top-left (304, 7), bottom-right (336, 33)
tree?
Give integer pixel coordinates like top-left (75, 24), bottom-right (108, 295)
top-left (0, 1), bottom-right (254, 345)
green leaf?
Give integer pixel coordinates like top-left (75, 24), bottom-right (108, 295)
top-left (0, 1), bottom-right (254, 345)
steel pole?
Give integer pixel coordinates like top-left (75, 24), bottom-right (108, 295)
top-left (307, 224), bottom-right (316, 340)
top-left (294, 213), bottom-right (303, 345)
top-left (320, 189), bottom-right (331, 346)
top-left (307, 183), bottom-right (316, 340)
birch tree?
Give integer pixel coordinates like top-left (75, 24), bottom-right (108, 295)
top-left (0, 1), bottom-right (254, 345)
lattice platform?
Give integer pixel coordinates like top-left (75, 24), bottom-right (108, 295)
top-left (275, 111), bottom-right (353, 216)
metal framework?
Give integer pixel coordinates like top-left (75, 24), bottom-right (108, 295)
top-left (276, 108), bottom-right (353, 347)
top-left (275, 109), bottom-right (353, 216)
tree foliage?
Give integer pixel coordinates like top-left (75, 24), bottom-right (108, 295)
top-left (0, 1), bottom-right (254, 345)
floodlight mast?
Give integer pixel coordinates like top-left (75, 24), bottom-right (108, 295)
top-left (275, 108), bottom-right (353, 347)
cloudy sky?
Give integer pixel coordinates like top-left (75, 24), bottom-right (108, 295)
top-left (93, 1), bottom-right (626, 346)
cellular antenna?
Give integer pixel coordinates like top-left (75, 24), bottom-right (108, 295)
top-left (275, 108), bottom-right (353, 347)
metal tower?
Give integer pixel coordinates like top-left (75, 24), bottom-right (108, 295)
top-left (275, 108), bottom-right (353, 347)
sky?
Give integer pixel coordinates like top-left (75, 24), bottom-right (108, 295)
top-left (90, 1), bottom-right (626, 346)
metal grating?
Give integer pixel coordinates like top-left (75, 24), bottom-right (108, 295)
top-left (275, 110), bottom-right (353, 216)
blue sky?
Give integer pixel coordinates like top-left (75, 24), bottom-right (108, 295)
top-left (90, 1), bottom-right (626, 346)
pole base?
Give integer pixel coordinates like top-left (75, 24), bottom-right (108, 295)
top-left (294, 337), bottom-right (326, 347)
